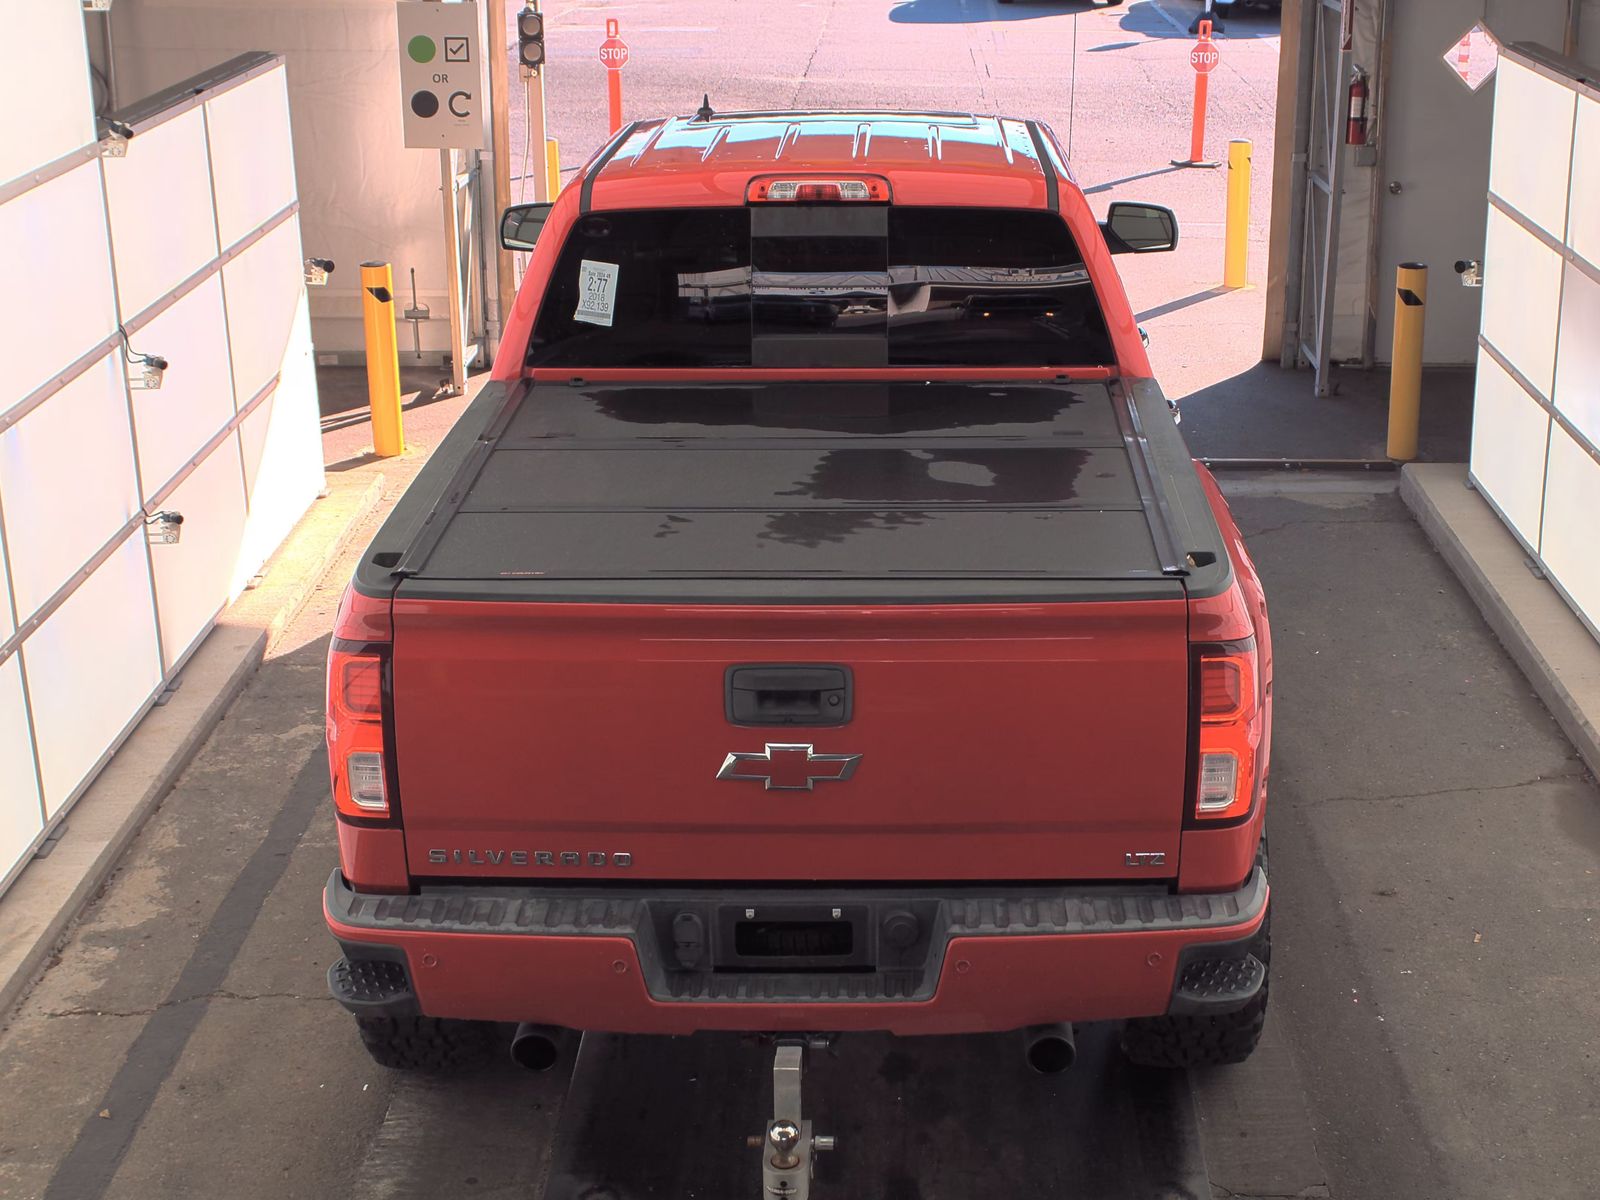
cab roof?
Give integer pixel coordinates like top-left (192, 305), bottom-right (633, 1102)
top-left (580, 110), bottom-right (1072, 211)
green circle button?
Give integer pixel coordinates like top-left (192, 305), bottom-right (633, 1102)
top-left (407, 35), bottom-right (436, 63)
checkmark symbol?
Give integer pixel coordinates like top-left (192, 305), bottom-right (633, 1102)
top-left (444, 37), bottom-right (470, 62)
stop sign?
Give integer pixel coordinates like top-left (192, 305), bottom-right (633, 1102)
top-left (599, 36), bottom-right (629, 70)
top-left (1190, 40), bottom-right (1220, 73)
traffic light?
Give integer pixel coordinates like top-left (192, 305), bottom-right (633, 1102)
top-left (518, 5), bottom-right (544, 70)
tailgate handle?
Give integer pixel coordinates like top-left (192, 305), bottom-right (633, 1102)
top-left (726, 665), bottom-right (852, 727)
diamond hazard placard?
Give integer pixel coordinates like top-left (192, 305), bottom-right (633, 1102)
top-left (1444, 22), bottom-right (1500, 93)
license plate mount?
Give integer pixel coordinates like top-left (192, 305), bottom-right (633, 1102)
top-left (714, 903), bottom-right (873, 972)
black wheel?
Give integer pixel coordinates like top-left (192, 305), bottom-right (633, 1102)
top-left (1121, 844), bottom-right (1271, 1069)
top-left (355, 1015), bottom-right (499, 1072)
top-left (1119, 974), bottom-right (1268, 1069)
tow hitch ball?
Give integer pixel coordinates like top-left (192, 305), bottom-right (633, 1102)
top-left (749, 1038), bottom-right (834, 1199)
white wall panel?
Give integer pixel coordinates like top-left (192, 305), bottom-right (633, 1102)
top-left (1553, 263), bottom-right (1600, 448)
top-left (0, 162), bottom-right (118, 411)
top-left (0, 354), bottom-right (139, 620)
top-left (205, 67), bottom-right (298, 248)
top-left (108, 13), bottom-right (453, 353)
top-left (1481, 207), bottom-right (1564, 402)
top-left (26, 533), bottom-right (162, 817)
top-left (0, 3), bottom-right (95, 189)
top-left (1470, 350), bottom-right (1551, 549)
top-left (223, 217), bottom-right (309, 402)
top-left (1569, 97), bottom-right (1600, 269)
top-left (130, 276), bottom-right (237, 496)
top-left (234, 299), bottom-right (325, 595)
top-left (1539, 428), bottom-right (1600, 631)
top-left (150, 442), bottom-right (248, 671)
top-left (0, 656), bottom-right (43, 879)
top-left (1489, 59), bottom-right (1578, 237)
top-left (103, 106), bottom-right (219, 318)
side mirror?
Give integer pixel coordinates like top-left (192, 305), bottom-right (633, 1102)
top-left (500, 201), bottom-right (555, 251)
top-left (1101, 202), bottom-right (1179, 254)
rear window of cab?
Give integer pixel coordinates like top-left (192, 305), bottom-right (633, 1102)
top-left (526, 206), bottom-right (1114, 369)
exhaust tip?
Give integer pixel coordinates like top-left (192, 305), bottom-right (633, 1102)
top-left (1024, 1024), bottom-right (1076, 1074)
top-left (510, 1024), bottom-right (561, 1071)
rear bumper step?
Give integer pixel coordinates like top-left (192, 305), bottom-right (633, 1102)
top-left (324, 869), bottom-right (1268, 1035)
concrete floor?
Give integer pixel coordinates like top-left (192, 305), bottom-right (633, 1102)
top-left (3, 2), bottom-right (1597, 1198)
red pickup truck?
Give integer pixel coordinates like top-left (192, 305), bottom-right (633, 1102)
top-left (323, 112), bottom-right (1272, 1103)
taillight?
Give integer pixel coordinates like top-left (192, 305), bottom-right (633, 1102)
top-left (746, 175), bottom-right (890, 203)
top-left (1191, 640), bottom-right (1263, 822)
top-left (327, 643), bottom-right (392, 820)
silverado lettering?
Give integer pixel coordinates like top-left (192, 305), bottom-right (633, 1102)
top-left (426, 849), bottom-right (633, 868)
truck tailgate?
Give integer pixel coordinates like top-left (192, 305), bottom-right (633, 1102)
top-left (391, 598), bottom-right (1189, 882)
top-left (379, 378), bottom-right (1213, 882)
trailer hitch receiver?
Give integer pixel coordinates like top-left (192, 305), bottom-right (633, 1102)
top-left (752, 1038), bottom-right (835, 1198)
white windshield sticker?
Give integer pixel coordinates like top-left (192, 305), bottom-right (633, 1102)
top-left (574, 259), bottom-right (620, 327)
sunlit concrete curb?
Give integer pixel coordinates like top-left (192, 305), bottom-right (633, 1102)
top-left (0, 472), bottom-right (383, 1026)
top-left (1402, 463), bottom-right (1600, 781)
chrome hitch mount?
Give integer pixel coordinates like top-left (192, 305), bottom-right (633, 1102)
top-left (751, 1037), bottom-right (835, 1199)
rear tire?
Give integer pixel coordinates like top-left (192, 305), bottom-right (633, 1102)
top-left (355, 1015), bottom-right (499, 1073)
top-left (1121, 848), bottom-right (1271, 1070)
top-left (1119, 977), bottom-right (1268, 1069)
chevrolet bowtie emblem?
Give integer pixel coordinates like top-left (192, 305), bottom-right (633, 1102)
top-left (716, 743), bottom-right (862, 791)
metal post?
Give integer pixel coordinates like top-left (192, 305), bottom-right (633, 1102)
top-left (524, 64), bottom-right (550, 202)
top-left (1387, 262), bottom-right (1426, 461)
top-left (1225, 139), bottom-right (1252, 288)
top-left (1279, 0), bottom-right (1317, 367)
top-left (486, 0), bottom-right (516, 351)
top-left (439, 148), bottom-right (467, 396)
top-left (360, 262), bottom-right (405, 457)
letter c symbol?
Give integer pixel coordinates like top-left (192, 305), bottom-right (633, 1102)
top-left (448, 90), bottom-right (471, 118)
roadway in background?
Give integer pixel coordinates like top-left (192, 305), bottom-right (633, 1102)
top-left (514, 0), bottom-right (1282, 401)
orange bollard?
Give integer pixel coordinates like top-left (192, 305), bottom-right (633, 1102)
top-left (1173, 20), bottom-right (1222, 168)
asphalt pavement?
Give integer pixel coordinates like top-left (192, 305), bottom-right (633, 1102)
top-left (2, 3), bottom-right (1598, 1199)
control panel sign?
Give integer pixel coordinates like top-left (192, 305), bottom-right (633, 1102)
top-left (397, 1), bottom-right (485, 149)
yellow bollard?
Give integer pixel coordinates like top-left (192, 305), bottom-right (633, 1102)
top-left (1387, 262), bottom-right (1428, 462)
top-left (546, 138), bottom-right (561, 200)
top-left (1223, 139), bottom-right (1251, 288)
top-left (360, 262), bottom-right (405, 458)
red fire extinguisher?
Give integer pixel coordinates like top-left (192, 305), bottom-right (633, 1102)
top-left (1346, 70), bottom-right (1370, 146)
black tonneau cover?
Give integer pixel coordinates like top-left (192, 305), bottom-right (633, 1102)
top-left (363, 379), bottom-right (1230, 604)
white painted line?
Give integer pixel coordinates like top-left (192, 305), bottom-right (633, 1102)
top-left (1148, 0), bottom-right (1191, 37)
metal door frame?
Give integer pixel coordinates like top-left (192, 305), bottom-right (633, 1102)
top-left (1284, 0), bottom-right (1353, 395)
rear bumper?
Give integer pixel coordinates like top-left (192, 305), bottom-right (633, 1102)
top-left (324, 868), bottom-right (1268, 1036)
